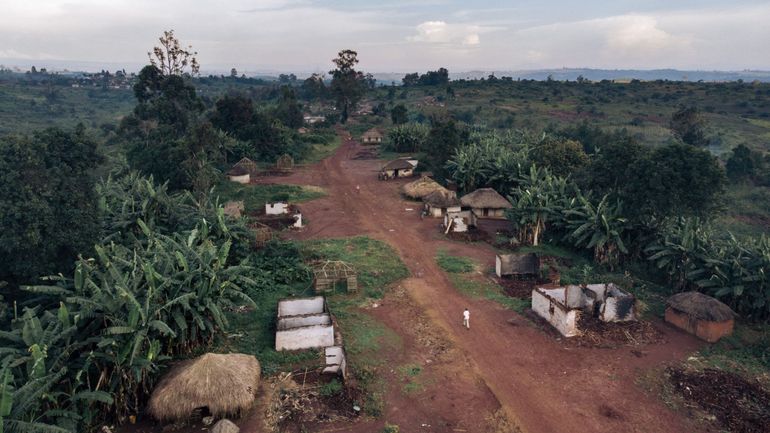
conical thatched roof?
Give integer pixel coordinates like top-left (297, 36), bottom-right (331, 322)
top-left (667, 291), bottom-right (736, 322)
top-left (460, 188), bottom-right (512, 209)
top-left (148, 353), bottom-right (261, 422)
top-left (402, 176), bottom-right (446, 199)
top-left (424, 189), bottom-right (460, 208)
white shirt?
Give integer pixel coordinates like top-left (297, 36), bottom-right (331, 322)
top-left (463, 310), bottom-right (470, 320)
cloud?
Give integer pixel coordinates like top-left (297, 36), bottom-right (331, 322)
top-left (408, 21), bottom-right (497, 47)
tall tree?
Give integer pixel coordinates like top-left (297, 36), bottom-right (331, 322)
top-left (391, 104), bottom-right (408, 125)
top-left (274, 86), bottom-right (304, 129)
top-left (0, 126), bottom-right (102, 288)
top-left (329, 49), bottom-right (365, 123)
top-left (670, 105), bottom-right (707, 146)
top-left (148, 29), bottom-right (200, 76)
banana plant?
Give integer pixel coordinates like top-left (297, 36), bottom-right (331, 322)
top-left (564, 194), bottom-right (629, 268)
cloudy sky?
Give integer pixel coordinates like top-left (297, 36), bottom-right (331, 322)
top-left (1, 0), bottom-right (769, 73)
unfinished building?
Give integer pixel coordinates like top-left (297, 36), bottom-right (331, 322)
top-left (275, 296), bottom-right (335, 351)
top-left (496, 253), bottom-right (539, 278)
top-left (312, 260), bottom-right (358, 293)
top-left (532, 284), bottom-right (637, 337)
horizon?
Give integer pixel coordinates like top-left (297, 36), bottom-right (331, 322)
top-left (2, 0), bottom-right (770, 74)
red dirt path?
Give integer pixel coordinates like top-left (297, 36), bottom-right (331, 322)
top-left (250, 132), bottom-right (710, 433)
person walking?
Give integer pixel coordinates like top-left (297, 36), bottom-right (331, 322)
top-left (463, 308), bottom-right (470, 330)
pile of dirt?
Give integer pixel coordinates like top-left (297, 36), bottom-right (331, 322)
top-left (570, 316), bottom-right (665, 348)
top-left (447, 228), bottom-right (490, 243)
top-left (352, 148), bottom-right (379, 160)
top-left (498, 278), bottom-right (551, 299)
top-left (668, 368), bottom-right (770, 433)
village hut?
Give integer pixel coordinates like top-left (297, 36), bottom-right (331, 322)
top-left (402, 176), bottom-right (446, 200)
top-left (297, 127), bottom-right (309, 134)
top-left (276, 154), bottom-right (294, 171)
top-left (223, 201), bottom-right (245, 219)
top-left (424, 189), bottom-right (461, 218)
top-left (361, 128), bottom-right (384, 144)
top-left (665, 291), bottom-right (735, 342)
top-left (226, 158), bottom-right (259, 184)
top-left (148, 353), bottom-right (261, 422)
top-left (460, 188), bottom-right (512, 219)
top-left (380, 158), bottom-right (416, 179)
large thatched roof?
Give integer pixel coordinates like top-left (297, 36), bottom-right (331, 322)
top-left (424, 189), bottom-right (460, 208)
top-left (402, 176), bottom-right (446, 199)
top-left (460, 188), bottom-right (512, 209)
top-left (148, 353), bottom-right (261, 422)
top-left (667, 291), bottom-right (735, 322)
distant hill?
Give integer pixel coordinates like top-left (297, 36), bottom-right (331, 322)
top-left (373, 69), bottom-right (770, 84)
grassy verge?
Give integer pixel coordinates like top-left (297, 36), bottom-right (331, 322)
top-left (435, 250), bottom-right (529, 313)
top-left (303, 135), bottom-right (342, 164)
top-left (301, 236), bottom-right (410, 416)
top-left (213, 180), bottom-right (325, 213)
top-left (301, 236), bottom-right (410, 298)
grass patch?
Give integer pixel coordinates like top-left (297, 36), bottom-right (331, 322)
top-left (695, 323), bottom-right (770, 382)
top-left (214, 181), bottom-right (325, 213)
top-left (301, 236), bottom-right (410, 298)
top-left (436, 250), bottom-right (475, 273)
top-left (448, 273), bottom-right (529, 314)
top-left (303, 135), bottom-right (342, 164)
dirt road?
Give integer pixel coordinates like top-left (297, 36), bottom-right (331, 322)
top-left (269, 133), bottom-right (706, 433)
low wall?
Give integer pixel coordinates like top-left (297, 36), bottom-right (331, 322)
top-left (277, 313), bottom-right (331, 330)
top-left (275, 324), bottom-right (335, 351)
top-left (228, 174), bottom-right (250, 184)
top-left (278, 296), bottom-right (326, 316)
top-left (532, 288), bottom-right (581, 337)
top-left (266, 202), bottom-right (289, 215)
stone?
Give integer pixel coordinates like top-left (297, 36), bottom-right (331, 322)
top-left (211, 419), bottom-right (239, 433)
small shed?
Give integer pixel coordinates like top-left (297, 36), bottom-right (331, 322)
top-left (298, 127), bottom-right (309, 134)
top-left (223, 201), bottom-right (245, 218)
top-left (147, 353), bottom-right (261, 422)
top-left (226, 158), bottom-right (259, 184)
top-left (313, 260), bottom-right (358, 293)
top-left (496, 253), bottom-right (539, 278)
top-left (665, 291), bottom-right (735, 342)
top-left (460, 188), bottom-right (512, 219)
top-left (276, 154), bottom-right (294, 171)
top-left (249, 222), bottom-right (273, 247)
top-left (443, 210), bottom-right (477, 233)
top-left (361, 128), bottom-right (384, 144)
top-left (380, 158), bottom-right (416, 179)
top-left (402, 175), bottom-right (445, 200)
top-left (424, 189), bottom-right (461, 218)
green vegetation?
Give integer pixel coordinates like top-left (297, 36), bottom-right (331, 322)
top-left (436, 250), bottom-right (475, 273)
top-left (302, 236), bottom-right (410, 298)
top-left (214, 181), bottom-right (325, 213)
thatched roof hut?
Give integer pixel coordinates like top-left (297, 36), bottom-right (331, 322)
top-left (148, 353), bottom-right (261, 422)
top-left (460, 188), bottom-right (512, 219)
top-left (666, 291), bottom-right (735, 322)
top-left (361, 128), bottom-right (384, 144)
top-left (402, 176), bottom-right (446, 200)
top-left (424, 189), bottom-right (460, 208)
top-left (665, 291), bottom-right (735, 342)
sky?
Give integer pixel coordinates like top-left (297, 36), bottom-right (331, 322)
top-left (1, 0), bottom-right (769, 74)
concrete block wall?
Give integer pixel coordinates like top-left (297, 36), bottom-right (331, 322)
top-left (275, 325), bottom-right (335, 351)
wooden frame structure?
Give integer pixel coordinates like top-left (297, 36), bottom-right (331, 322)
top-left (312, 260), bottom-right (358, 293)
top-left (276, 154), bottom-right (294, 171)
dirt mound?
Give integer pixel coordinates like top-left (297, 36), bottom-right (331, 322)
top-left (352, 147), bottom-right (379, 160)
top-left (446, 228), bottom-right (490, 243)
top-left (668, 368), bottom-right (770, 433)
top-left (498, 278), bottom-right (551, 299)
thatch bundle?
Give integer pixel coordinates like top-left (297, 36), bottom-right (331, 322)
top-left (424, 189), bottom-right (460, 208)
top-left (402, 176), bottom-right (446, 199)
top-left (667, 291), bottom-right (735, 322)
top-left (148, 353), bottom-right (261, 422)
top-left (460, 188), bottom-right (512, 209)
